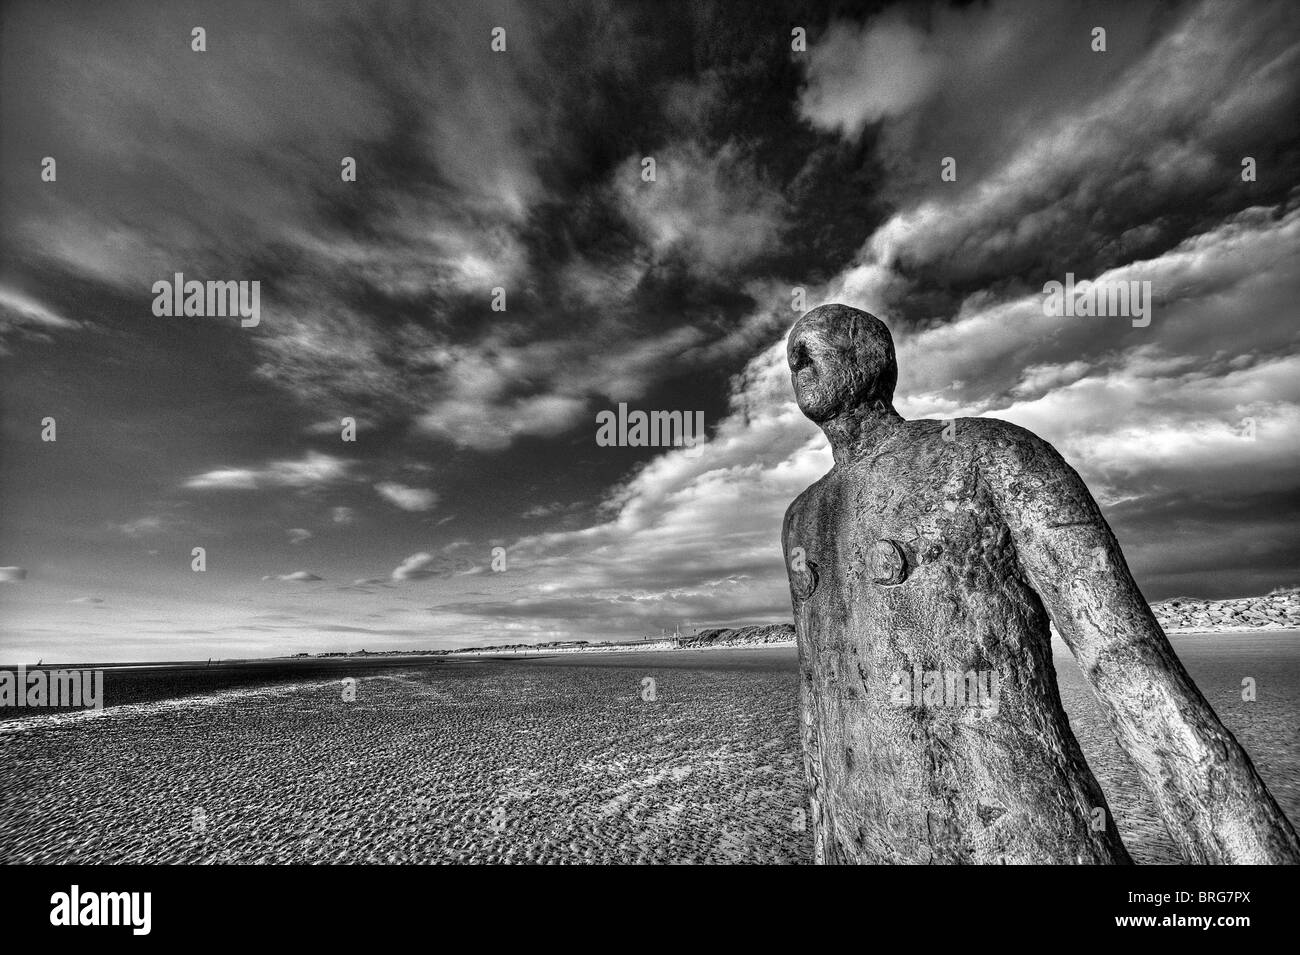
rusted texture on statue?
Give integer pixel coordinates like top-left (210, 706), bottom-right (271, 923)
top-left (782, 303), bottom-right (1300, 865)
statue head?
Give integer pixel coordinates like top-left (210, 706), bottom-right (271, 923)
top-left (787, 304), bottom-right (898, 423)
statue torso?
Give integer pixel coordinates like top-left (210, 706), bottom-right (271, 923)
top-left (784, 418), bottom-right (1129, 863)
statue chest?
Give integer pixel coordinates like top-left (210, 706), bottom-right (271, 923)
top-left (787, 460), bottom-right (1023, 655)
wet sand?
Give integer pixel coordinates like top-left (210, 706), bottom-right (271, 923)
top-left (0, 635), bottom-right (1296, 864)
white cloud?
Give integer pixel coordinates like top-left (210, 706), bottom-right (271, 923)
top-left (611, 142), bottom-right (788, 274)
top-left (375, 482), bottom-right (438, 512)
top-left (439, 191), bottom-right (1300, 633)
top-left (798, 9), bottom-right (948, 133)
top-left (521, 501), bottom-right (585, 519)
top-left (182, 452), bottom-right (352, 491)
top-left (0, 286), bottom-right (78, 330)
top-left (417, 392), bottom-right (587, 452)
top-left (437, 333), bottom-right (826, 631)
top-left (803, 0), bottom-right (1300, 287)
top-left (261, 571), bottom-right (323, 582)
top-left (0, 286), bottom-right (80, 353)
top-left (390, 549), bottom-right (472, 581)
top-left (110, 516), bottom-right (167, 538)
top-left (392, 552), bottom-right (437, 581)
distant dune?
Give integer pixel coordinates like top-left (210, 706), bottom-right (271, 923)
top-left (678, 625), bottom-right (796, 648)
top-left (652, 592), bottom-right (1300, 651)
top-left (1153, 590), bottom-right (1300, 633)
top-left (284, 592), bottom-right (1300, 663)
top-left (634, 592), bottom-right (1300, 651)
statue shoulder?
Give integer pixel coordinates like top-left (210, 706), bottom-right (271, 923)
top-left (967, 417), bottom-right (1066, 471)
top-left (783, 475), bottom-right (831, 533)
top-left (970, 417), bottom-right (1097, 519)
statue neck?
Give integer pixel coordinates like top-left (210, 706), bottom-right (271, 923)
top-left (821, 399), bottom-right (904, 467)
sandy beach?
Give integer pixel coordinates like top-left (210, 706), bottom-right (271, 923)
top-left (1, 632), bottom-right (1297, 864)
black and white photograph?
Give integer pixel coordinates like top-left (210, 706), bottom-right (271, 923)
top-left (1, 0), bottom-right (1297, 927)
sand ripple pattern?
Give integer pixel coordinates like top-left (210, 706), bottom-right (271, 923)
top-left (1, 638), bottom-right (1295, 864)
top-left (0, 658), bottom-right (809, 864)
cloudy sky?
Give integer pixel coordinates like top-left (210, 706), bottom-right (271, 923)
top-left (1, 0), bottom-right (1297, 663)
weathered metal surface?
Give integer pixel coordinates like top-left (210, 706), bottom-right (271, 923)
top-left (782, 303), bottom-right (1300, 864)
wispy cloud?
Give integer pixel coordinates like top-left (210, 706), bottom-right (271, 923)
top-left (0, 286), bottom-right (79, 331)
top-left (182, 453), bottom-right (353, 491)
top-left (0, 286), bottom-right (80, 353)
top-left (375, 483), bottom-right (438, 512)
top-left (261, 571), bottom-right (323, 582)
top-left (391, 550), bottom-right (472, 582)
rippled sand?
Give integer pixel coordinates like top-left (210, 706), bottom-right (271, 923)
top-left (1, 636), bottom-right (1295, 864)
top-left (0, 652), bottom-right (808, 864)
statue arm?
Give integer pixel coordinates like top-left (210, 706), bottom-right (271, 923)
top-left (980, 423), bottom-right (1300, 863)
top-left (783, 498), bottom-right (829, 863)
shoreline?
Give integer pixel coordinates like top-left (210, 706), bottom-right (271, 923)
top-left (454, 625), bottom-right (1299, 658)
top-left (4, 630), bottom-right (1295, 731)
top-left (5, 619), bottom-right (1297, 672)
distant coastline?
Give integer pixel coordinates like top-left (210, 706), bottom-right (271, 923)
top-left (7, 592), bottom-right (1297, 671)
top-left (1150, 589), bottom-right (1300, 633)
top-left (307, 589), bottom-right (1300, 659)
top-left (434, 589), bottom-right (1300, 657)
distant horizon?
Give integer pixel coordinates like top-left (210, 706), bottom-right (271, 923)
top-left (2, 588), bottom-right (1296, 667)
top-left (0, 620), bottom-right (777, 667)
